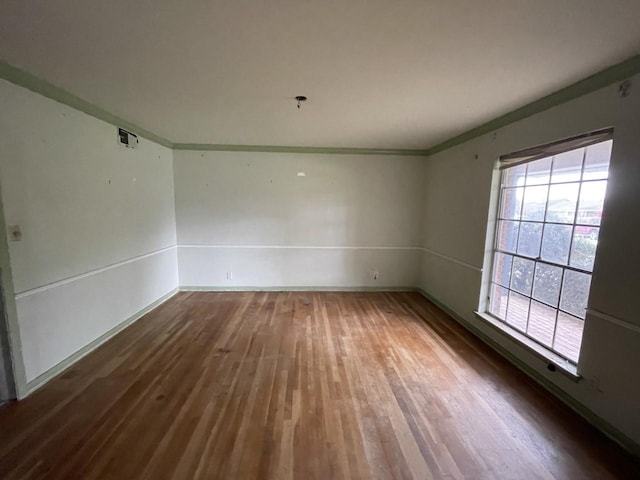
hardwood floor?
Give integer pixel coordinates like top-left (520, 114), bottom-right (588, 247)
top-left (0, 291), bottom-right (637, 479)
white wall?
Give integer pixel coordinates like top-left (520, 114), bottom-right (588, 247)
top-left (418, 73), bottom-right (640, 447)
top-left (174, 151), bottom-right (425, 288)
top-left (0, 80), bottom-right (178, 390)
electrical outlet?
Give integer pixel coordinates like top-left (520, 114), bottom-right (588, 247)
top-left (373, 270), bottom-right (378, 280)
top-left (226, 271), bottom-right (233, 280)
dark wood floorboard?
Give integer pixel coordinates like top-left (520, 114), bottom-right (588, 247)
top-left (0, 291), bottom-right (638, 479)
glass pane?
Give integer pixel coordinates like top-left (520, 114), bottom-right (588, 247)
top-left (540, 224), bottom-right (572, 265)
top-left (510, 257), bottom-right (534, 296)
top-left (517, 222), bottom-right (542, 258)
top-left (492, 253), bottom-right (513, 287)
top-left (577, 180), bottom-right (607, 226)
top-left (497, 220), bottom-right (519, 253)
top-left (489, 283), bottom-right (509, 320)
top-left (551, 148), bottom-right (584, 183)
top-left (570, 228), bottom-right (599, 271)
top-left (526, 157), bottom-right (551, 185)
top-left (500, 187), bottom-right (523, 220)
top-left (532, 263), bottom-right (562, 307)
top-left (504, 164), bottom-right (526, 187)
top-left (559, 270), bottom-right (591, 319)
top-left (546, 183), bottom-right (579, 223)
top-left (527, 300), bottom-right (556, 347)
top-left (583, 140), bottom-right (612, 180)
top-left (553, 312), bottom-right (584, 363)
top-left (506, 291), bottom-right (529, 331)
top-left (521, 185), bottom-right (548, 221)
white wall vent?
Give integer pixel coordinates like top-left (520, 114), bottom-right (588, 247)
top-left (118, 128), bottom-right (138, 148)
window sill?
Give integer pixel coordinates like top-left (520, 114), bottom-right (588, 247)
top-left (473, 311), bottom-right (582, 382)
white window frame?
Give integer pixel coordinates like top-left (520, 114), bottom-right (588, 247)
top-left (478, 128), bottom-right (613, 368)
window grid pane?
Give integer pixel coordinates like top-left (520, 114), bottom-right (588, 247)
top-left (488, 139), bottom-right (610, 365)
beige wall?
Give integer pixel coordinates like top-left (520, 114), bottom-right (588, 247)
top-left (419, 73), bottom-right (640, 447)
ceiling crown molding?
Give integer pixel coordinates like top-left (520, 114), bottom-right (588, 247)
top-left (172, 143), bottom-right (430, 156)
top-left (425, 54), bottom-right (640, 156)
top-left (2, 55), bottom-right (640, 157)
top-left (0, 59), bottom-right (173, 148)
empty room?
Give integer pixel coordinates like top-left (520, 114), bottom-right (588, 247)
top-left (1, 1), bottom-right (640, 478)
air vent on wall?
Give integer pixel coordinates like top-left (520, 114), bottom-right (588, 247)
top-left (118, 128), bottom-right (138, 148)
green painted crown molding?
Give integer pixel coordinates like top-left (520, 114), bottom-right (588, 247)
top-left (0, 59), bottom-right (173, 148)
top-left (172, 143), bottom-right (431, 156)
top-left (425, 53), bottom-right (640, 156)
top-left (0, 58), bottom-right (430, 156)
top-left (2, 54), bottom-right (640, 156)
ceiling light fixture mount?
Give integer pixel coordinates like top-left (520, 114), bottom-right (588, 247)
top-left (295, 96), bottom-right (307, 109)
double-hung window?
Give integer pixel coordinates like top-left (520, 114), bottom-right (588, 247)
top-left (486, 129), bottom-right (613, 364)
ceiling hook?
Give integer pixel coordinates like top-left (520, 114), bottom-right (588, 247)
top-left (295, 96), bottom-right (307, 109)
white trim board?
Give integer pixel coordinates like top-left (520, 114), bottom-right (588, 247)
top-left (180, 286), bottom-right (417, 292)
top-left (15, 246), bottom-right (178, 299)
top-left (586, 308), bottom-right (640, 334)
top-left (178, 245), bottom-right (422, 250)
top-left (419, 247), bottom-right (483, 272)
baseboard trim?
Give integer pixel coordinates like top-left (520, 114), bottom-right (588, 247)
top-left (416, 288), bottom-right (640, 459)
top-left (23, 287), bottom-right (179, 398)
top-left (178, 244), bottom-right (421, 250)
top-left (180, 286), bottom-right (417, 292)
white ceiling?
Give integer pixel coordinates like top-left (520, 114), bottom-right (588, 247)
top-left (1, 0), bottom-right (639, 149)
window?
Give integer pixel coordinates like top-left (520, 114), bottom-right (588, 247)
top-left (487, 130), bottom-right (613, 364)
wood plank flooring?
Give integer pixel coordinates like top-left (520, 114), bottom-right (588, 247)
top-left (0, 291), bottom-right (638, 479)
